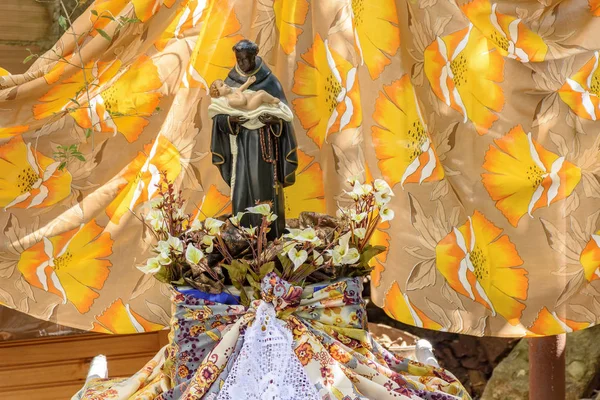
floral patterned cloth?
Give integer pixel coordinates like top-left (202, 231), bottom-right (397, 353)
top-left (1, 0), bottom-right (600, 338)
top-left (77, 277), bottom-right (470, 400)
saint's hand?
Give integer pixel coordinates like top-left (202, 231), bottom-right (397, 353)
top-left (228, 115), bottom-right (248, 124)
top-left (258, 114), bottom-right (280, 124)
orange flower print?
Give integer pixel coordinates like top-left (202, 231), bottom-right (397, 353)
top-left (0, 125), bottom-right (29, 140)
top-left (192, 184), bottom-right (232, 222)
top-left (91, 0), bottom-right (175, 25)
top-left (92, 298), bottom-right (164, 333)
top-left (383, 282), bottom-right (442, 330)
top-left (528, 307), bottom-right (589, 336)
top-left (0, 137), bottom-right (72, 209)
top-left (372, 75), bottom-right (445, 189)
top-left (329, 343), bottom-right (352, 364)
top-left (106, 135), bottom-right (182, 224)
top-left (370, 220), bottom-right (390, 288)
top-left (295, 342), bottom-right (314, 366)
top-left (590, 0), bottom-right (600, 16)
top-left (436, 211), bottom-right (528, 325)
top-left (580, 232), bottom-right (600, 282)
top-left (482, 125), bottom-right (581, 227)
top-left (292, 34), bottom-right (362, 148)
top-left (424, 25), bottom-right (504, 135)
top-left (349, 0), bottom-right (400, 79)
top-left (283, 149), bottom-right (325, 219)
top-left (461, 0), bottom-right (548, 62)
top-left (558, 51), bottom-right (600, 121)
top-left (274, 0), bottom-right (310, 54)
top-left (17, 220), bottom-right (113, 313)
top-left (186, 0), bottom-right (243, 90)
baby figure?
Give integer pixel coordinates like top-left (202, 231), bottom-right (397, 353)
top-left (209, 75), bottom-right (280, 110)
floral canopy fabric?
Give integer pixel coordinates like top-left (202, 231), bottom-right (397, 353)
top-left (0, 0), bottom-right (599, 338)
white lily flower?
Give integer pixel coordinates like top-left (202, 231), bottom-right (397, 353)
top-left (280, 242), bottom-right (297, 257)
top-left (145, 209), bottom-right (165, 231)
top-left (288, 248), bottom-right (308, 270)
top-left (346, 175), bottom-right (361, 186)
top-left (374, 191), bottom-right (392, 207)
top-left (354, 228), bottom-right (366, 239)
top-left (267, 213), bottom-right (278, 222)
top-left (374, 179), bottom-right (393, 195)
top-left (338, 232), bottom-right (352, 249)
top-left (343, 247), bottom-right (361, 265)
top-left (313, 250), bottom-right (323, 266)
top-left (137, 257), bottom-right (163, 274)
top-left (189, 219), bottom-right (203, 232)
top-left (246, 204), bottom-right (271, 216)
top-left (242, 226), bottom-right (257, 236)
top-left (351, 181), bottom-right (373, 198)
top-left (156, 240), bottom-right (170, 254)
top-left (204, 218), bottom-right (225, 235)
top-left (350, 209), bottom-right (368, 223)
top-left (328, 248), bottom-right (344, 266)
top-left (380, 207), bottom-right (395, 222)
top-left (202, 235), bottom-right (215, 253)
top-left (157, 253), bottom-right (172, 266)
top-left (166, 234), bottom-right (183, 253)
top-left (296, 228), bottom-right (321, 245)
top-left (229, 212), bottom-right (246, 226)
top-left (185, 244), bottom-right (204, 265)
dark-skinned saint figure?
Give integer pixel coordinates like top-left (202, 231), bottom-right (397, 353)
top-left (210, 40), bottom-right (298, 239)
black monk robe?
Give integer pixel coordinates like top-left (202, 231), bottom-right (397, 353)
top-left (210, 58), bottom-right (298, 239)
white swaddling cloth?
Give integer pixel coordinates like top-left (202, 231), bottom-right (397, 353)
top-left (208, 90), bottom-right (294, 129)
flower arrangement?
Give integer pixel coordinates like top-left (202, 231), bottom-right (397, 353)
top-left (139, 172), bottom-right (395, 305)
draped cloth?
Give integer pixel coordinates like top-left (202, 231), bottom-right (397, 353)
top-left (76, 276), bottom-right (471, 400)
top-left (0, 0), bottom-right (600, 338)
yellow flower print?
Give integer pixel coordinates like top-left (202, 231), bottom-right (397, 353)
top-left (292, 34), bottom-right (362, 148)
top-left (17, 220), bottom-right (113, 313)
top-left (383, 282), bottom-right (442, 330)
top-left (186, 0), bottom-right (243, 90)
top-left (372, 75), bottom-right (445, 188)
top-left (558, 51), bottom-right (600, 121)
top-left (283, 149), bottom-right (325, 219)
top-left (482, 125), bottom-right (581, 227)
top-left (91, 0), bottom-right (176, 25)
top-left (35, 56), bottom-right (162, 143)
top-left (154, 0), bottom-right (206, 51)
top-left (424, 25), bottom-right (505, 135)
top-left (527, 306), bottom-right (589, 336)
top-left (461, 0), bottom-right (548, 62)
top-left (92, 298), bottom-right (164, 333)
top-left (106, 135), bottom-right (182, 224)
top-left (274, 0), bottom-right (309, 54)
top-left (349, 0), bottom-right (400, 79)
top-left (580, 231), bottom-right (600, 282)
top-left (0, 137), bottom-right (72, 209)
top-left (192, 184), bottom-right (232, 222)
top-left (435, 211), bottom-right (528, 325)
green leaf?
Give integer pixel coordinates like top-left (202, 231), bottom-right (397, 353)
top-left (85, 128), bottom-right (93, 138)
top-left (96, 29), bottom-right (112, 42)
top-left (69, 97), bottom-right (80, 106)
top-left (277, 254), bottom-right (293, 276)
top-left (359, 245), bottom-right (386, 267)
top-left (74, 154), bottom-right (86, 162)
top-left (69, 144), bottom-right (77, 151)
top-left (90, 9), bottom-right (98, 16)
top-left (58, 15), bottom-right (68, 31)
top-left (58, 162), bottom-right (67, 171)
top-left (259, 261), bottom-right (275, 279)
top-left (23, 54), bottom-right (36, 64)
top-left (100, 15), bottom-right (115, 21)
top-left (155, 106), bottom-right (161, 112)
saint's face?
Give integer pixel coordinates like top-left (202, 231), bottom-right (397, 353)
top-left (235, 51), bottom-right (256, 74)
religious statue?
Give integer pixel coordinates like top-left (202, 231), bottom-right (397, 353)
top-left (209, 39), bottom-right (298, 239)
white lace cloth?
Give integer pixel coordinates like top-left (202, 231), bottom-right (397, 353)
top-left (216, 301), bottom-right (320, 400)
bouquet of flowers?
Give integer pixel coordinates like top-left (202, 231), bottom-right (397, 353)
top-left (138, 172), bottom-right (395, 305)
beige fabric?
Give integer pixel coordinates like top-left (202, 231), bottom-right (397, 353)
top-left (0, 0), bottom-right (599, 337)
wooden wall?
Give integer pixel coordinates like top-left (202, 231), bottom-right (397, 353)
top-left (0, 330), bottom-right (169, 400)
